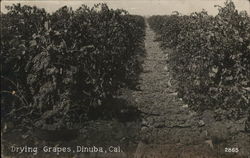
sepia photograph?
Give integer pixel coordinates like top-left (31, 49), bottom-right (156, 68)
top-left (1, 0), bottom-right (250, 157)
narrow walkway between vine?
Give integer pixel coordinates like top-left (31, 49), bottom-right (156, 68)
top-left (132, 24), bottom-right (222, 158)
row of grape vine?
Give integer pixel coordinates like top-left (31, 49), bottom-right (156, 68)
top-left (1, 3), bottom-right (145, 129)
top-left (148, 1), bottom-right (250, 119)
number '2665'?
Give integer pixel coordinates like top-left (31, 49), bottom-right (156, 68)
top-left (225, 148), bottom-right (239, 153)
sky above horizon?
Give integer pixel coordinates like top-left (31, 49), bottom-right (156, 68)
top-left (1, 0), bottom-right (250, 16)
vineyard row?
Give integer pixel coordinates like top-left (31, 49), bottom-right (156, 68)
top-left (148, 1), bottom-right (250, 118)
top-left (1, 4), bottom-right (146, 128)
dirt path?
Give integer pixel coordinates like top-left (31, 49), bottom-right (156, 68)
top-left (132, 24), bottom-right (250, 158)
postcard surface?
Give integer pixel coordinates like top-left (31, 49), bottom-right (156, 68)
top-left (1, 0), bottom-right (250, 157)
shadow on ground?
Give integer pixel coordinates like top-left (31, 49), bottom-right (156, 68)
top-left (2, 93), bottom-right (142, 158)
